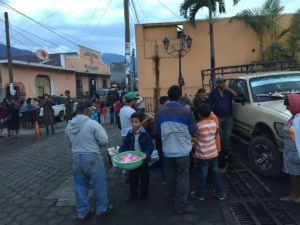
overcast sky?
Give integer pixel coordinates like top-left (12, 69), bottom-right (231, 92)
top-left (0, 0), bottom-right (297, 55)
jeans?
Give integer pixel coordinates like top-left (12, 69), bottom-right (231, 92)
top-left (165, 156), bottom-right (190, 212)
top-left (158, 149), bottom-right (166, 182)
top-left (121, 136), bottom-right (129, 181)
top-left (110, 112), bottom-right (114, 124)
top-left (195, 157), bottom-right (224, 198)
top-left (129, 162), bottom-right (149, 199)
top-left (219, 117), bottom-right (233, 167)
top-left (72, 153), bottom-right (108, 218)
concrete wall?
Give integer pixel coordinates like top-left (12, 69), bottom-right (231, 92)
top-left (80, 75), bottom-right (110, 95)
top-left (0, 64), bottom-right (76, 98)
top-left (135, 15), bottom-right (293, 99)
top-left (0, 46), bottom-right (112, 99)
top-left (65, 46), bottom-right (110, 75)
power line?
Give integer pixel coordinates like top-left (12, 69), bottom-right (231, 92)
top-left (0, 1), bottom-right (78, 46)
top-left (0, 6), bottom-right (115, 65)
top-left (14, 7), bottom-right (65, 36)
top-left (135, 0), bottom-right (149, 23)
top-left (86, 0), bottom-right (112, 42)
top-left (130, 0), bottom-right (140, 24)
top-left (7, 29), bottom-right (36, 52)
top-left (82, 0), bottom-right (102, 34)
top-left (129, 4), bottom-right (138, 24)
top-left (5, 19), bottom-right (115, 65)
top-left (155, 0), bottom-right (181, 20)
top-left (0, 18), bottom-right (71, 52)
top-left (0, 3), bottom-right (108, 56)
top-left (10, 26), bottom-right (44, 49)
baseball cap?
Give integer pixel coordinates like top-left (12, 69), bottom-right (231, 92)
top-left (125, 92), bottom-right (138, 101)
top-left (77, 100), bottom-right (92, 110)
top-left (216, 77), bottom-right (226, 84)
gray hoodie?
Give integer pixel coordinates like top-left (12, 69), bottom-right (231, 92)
top-left (65, 115), bottom-right (108, 154)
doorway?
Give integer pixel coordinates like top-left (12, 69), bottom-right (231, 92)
top-left (76, 77), bottom-right (83, 98)
top-left (89, 78), bottom-right (97, 95)
top-left (35, 75), bottom-right (51, 97)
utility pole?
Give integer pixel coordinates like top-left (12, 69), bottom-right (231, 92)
top-left (153, 42), bottom-right (160, 112)
top-left (4, 12), bottom-right (15, 98)
top-left (124, 0), bottom-right (131, 91)
top-left (0, 65), bottom-right (2, 102)
top-left (132, 48), bottom-right (136, 91)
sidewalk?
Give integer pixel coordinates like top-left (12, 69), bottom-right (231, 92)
top-left (0, 122), bottom-right (238, 225)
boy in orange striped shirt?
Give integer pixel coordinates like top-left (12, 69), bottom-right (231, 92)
top-left (191, 104), bottom-right (225, 201)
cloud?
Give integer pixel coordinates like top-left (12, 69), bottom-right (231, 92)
top-left (0, 0), bottom-right (298, 55)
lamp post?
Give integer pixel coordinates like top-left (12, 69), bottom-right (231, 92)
top-left (163, 32), bottom-right (192, 90)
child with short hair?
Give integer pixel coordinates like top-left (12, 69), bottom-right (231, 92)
top-left (119, 112), bottom-right (154, 201)
top-left (191, 103), bottom-right (225, 201)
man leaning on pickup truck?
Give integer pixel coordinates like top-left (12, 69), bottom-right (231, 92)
top-left (208, 77), bottom-right (238, 169)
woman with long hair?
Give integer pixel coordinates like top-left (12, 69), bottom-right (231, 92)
top-left (280, 94), bottom-right (300, 203)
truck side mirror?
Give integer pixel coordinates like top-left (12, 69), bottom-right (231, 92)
top-left (233, 95), bottom-right (245, 105)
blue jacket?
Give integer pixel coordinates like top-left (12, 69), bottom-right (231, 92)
top-left (155, 102), bottom-right (196, 157)
top-left (119, 127), bottom-right (154, 159)
top-left (208, 88), bottom-right (233, 118)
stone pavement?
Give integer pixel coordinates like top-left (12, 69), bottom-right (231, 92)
top-left (0, 122), bottom-right (238, 225)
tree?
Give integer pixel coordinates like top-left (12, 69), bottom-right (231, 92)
top-left (180, 0), bottom-right (240, 86)
top-left (286, 10), bottom-right (300, 59)
top-left (232, 0), bottom-right (285, 60)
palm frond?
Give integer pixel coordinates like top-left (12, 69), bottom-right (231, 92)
top-left (180, 0), bottom-right (208, 26)
top-left (286, 9), bottom-right (300, 58)
top-left (217, 0), bottom-right (226, 14)
top-left (233, 0), bottom-right (241, 5)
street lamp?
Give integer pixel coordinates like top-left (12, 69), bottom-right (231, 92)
top-left (163, 31), bottom-right (192, 90)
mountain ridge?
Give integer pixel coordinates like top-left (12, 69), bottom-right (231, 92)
top-left (0, 44), bottom-right (136, 72)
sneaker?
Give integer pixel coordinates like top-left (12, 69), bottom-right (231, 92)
top-left (175, 205), bottom-right (195, 214)
top-left (190, 191), bottom-right (205, 201)
top-left (78, 210), bottom-right (95, 222)
top-left (212, 190), bottom-right (225, 201)
top-left (105, 204), bottom-right (114, 215)
top-left (97, 204), bottom-right (114, 216)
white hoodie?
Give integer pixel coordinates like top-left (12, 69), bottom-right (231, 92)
top-left (65, 115), bottom-right (108, 154)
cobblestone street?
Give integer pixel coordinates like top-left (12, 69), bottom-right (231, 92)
top-left (0, 122), bottom-right (238, 225)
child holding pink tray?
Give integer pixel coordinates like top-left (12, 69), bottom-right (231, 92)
top-left (119, 112), bottom-right (154, 201)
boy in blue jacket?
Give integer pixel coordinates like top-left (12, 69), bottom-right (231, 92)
top-left (119, 112), bottom-right (154, 201)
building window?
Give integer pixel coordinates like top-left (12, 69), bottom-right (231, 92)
top-left (102, 79), bottom-right (107, 88)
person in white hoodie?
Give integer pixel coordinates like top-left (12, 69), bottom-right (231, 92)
top-left (65, 100), bottom-right (113, 222)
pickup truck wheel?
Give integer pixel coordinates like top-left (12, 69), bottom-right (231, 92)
top-left (248, 136), bottom-right (282, 178)
top-left (58, 111), bottom-right (65, 122)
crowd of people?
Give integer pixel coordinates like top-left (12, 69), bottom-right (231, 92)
top-left (0, 97), bottom-right (39, 138)
top-left (2, 78), bottom-right (299, 222)
top-left (65, 78), bottom-right (243, 221)
top-left (0, 90), bottom-right (76, 137)
top-left (0, 72), bottom-right (298, 225)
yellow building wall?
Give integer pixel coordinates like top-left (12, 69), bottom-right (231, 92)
top-left (1, 64), bottom-right (76, 98)
top-left (135, 15), bottom-right (293, 99)
top-left (65, 46), bottom-right (110, 75)
top-left (80, 75), bottom-right (110, 95)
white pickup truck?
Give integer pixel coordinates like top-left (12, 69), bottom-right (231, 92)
top-left (201, 59), bottom-right (299, 178)
top-left (228, 71), bottom-right (300, 177)
top-left (40, 96), bottom-right (77, 122)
